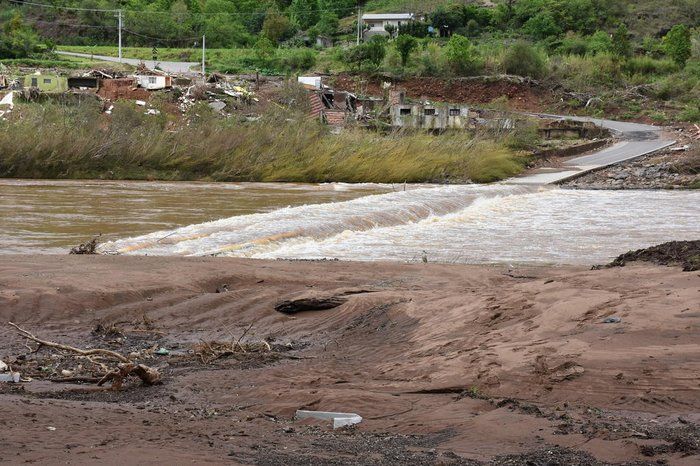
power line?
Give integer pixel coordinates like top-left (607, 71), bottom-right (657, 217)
top-left (8, 0), bottom-right (358, 18)
top-left (9, 0), bottom-right (115, 13)
top-left (33, 19), bottom-right (115, 29)
top-left (122, 28), bottom-right (200, 43)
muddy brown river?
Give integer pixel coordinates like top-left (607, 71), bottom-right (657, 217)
top-left (1, 179), bottom-right (698, 264)
top-left (0, 179), bottom-right (389, 254)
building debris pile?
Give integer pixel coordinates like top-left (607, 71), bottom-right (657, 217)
top-left (0, 65), bottom-right (260, 118)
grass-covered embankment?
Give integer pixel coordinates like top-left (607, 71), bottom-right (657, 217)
top-left (0, 102), bottom-right (528, 183)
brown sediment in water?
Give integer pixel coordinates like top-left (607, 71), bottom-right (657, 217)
top-left (0, 255), bottom-right (698, 464)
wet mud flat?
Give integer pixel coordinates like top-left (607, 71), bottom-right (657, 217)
top-left (0, 255), bottom-right (698, 464)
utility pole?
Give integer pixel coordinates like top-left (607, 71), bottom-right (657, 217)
top-left (201, 35), bottom-right (206, 78)
top-left (117, 9), bottom-right (122, 62)
top-left (356, 6), bottom-right (361, 45)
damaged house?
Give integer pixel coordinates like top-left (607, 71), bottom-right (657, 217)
top-left (391, 103), bottom-right (477, 130)
top-left (22, 74), bottom-right (68, 93)
top-left (134, 73), bottom-right (172, 90)
top-left (301, 76), bottom-right (357, 128)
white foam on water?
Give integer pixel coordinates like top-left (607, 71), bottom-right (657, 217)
top-left (100, 184), bottom-right (529, 256)
top-left (102, 186), bottom-right (700, 265)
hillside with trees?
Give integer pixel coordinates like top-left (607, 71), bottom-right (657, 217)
top-left (1, 0), bottom-right (699, 122)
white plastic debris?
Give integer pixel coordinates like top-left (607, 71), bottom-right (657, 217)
top-left (0, 372), bottom-right (21, 383)
top-left (670, 145), bottom-right (690, 152)
top-left (0, 359), bottom-right (7, 372)
top-left (0, 91), bottom-right (14, 109)
top-left (145, 108), bottom-right (161, 115)
top-left (135, 100), bottom-right (146, 106)
top-left (295, 410), bottom-right (363, 429)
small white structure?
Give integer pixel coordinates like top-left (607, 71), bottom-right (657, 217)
top-left (298, 76), bottom-right (323, 90)
top-left (134, 74), bottom-right (172, 90)
top-left (362, 13), bottom-right (415, 39)
top-left (295, 410), bottom-right (363, 429)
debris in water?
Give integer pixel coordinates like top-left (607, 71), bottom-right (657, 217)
top-left (70, 236), bottom-right (100, 255)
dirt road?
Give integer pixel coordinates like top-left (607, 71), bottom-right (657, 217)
top-left (1, 256), bottom-right (698, 464)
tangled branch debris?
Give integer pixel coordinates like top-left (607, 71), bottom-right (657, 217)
top-left (7, 322), bottom-right (161, 389)
top-left (194, 338), bottom-right (271, 364)
top-left (70, 236), bottom-right (100, 255)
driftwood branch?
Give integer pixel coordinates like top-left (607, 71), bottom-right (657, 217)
top-left (7, 322), bottom-right (161, 389)
top-left (8, 322), bottom-right (130, 363)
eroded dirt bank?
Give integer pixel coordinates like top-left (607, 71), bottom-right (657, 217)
top-left (0, 256), bottom-right (698, 464)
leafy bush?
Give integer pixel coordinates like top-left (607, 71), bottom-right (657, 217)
top-left (501, 42), bottom-right (547, 79)
top-left (347, 36), bottom-right (386, 70)
top-left (558, 33), bottom-right (589, 56)
top-left (587, 30), bottom-right (613, 55)
top-left (418, 42), bottom-right (447, 76)
top-left (552, 53), bottom-right (622, 88)
top-left (622, 57), bottom-right (677, 76)
top-left (445, 34), bottom-right (483, 76)
top-left (262, 9), bottom-right (294, 43)
top-left (611, 23), bottom-right (632, 58)
top-left (394, 34), bottom-right (418, 67)
top-left (0, 12), bottom-right (50, 59)
top-left (277, 48), bottom-right (317, 72)
top-left (523, 12), bottom-right (561, 41)
top-left (664, 24), bottom-right (692, 67)
top-left (398, 21), bottom-right (431, 38)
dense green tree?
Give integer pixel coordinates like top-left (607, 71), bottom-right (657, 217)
top-left (502, 41), bottom-right (547, 78)
top-left (398, 21), bottom-right (431, 38)
top-left (664, 24), bottom-right (692, 67)
top-left (444, 34), bottom-right (482, 75)
top-left (430, 5), bottom-right (465, 36)
top-left (262, 9), bottom-right (294, 42)
top-left (347, 36), bottom-right (386, 70)
top-left (0, 12), bottom-right (48, 59)
top-left (611, 23), bottom-right (631, 58)
top-left (290, 0), bottom-right (320, 30)
top-left (523, 12), bottom-right (561, 40)
top-left (394, 34), bottom-right (417, 67)
top-left (315, 11), bottom-right (339, 36)
top-left (588, 30), bottom-right (613, 55)
top-left (203, 0), bottom-right (252, 47)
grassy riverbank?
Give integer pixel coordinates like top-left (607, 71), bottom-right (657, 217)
top-left (0, 102), bottom-right (527, 183)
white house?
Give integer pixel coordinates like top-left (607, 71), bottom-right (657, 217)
top-left (134, 74), bottom-right (172, 90)
top-left (362, 13), bottom-right (415, 39)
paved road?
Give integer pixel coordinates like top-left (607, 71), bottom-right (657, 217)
top-left (57, 51), bottom-right (198, 75)
top-left (510, 114), bottom-right (675, 185)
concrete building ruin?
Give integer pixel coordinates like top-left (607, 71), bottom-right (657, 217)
top-left (391, 103), bottom-right (478, 130)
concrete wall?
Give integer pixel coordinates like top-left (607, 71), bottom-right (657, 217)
top-left (135, 75), bottom-right (171, 90)
top-left (391, 104), bottom-right (474, 130)
top-left (23, 75), bottom-right (68, 93)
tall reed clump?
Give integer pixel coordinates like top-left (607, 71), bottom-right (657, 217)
top-left (0, 101), bottom-right (527, 183)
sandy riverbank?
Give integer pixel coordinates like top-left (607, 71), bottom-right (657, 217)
top-left (0, 255), bottom-right (698, 464)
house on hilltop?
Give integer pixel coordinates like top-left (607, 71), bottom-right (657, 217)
top-left (362, 13), bottom-right (415, 39)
